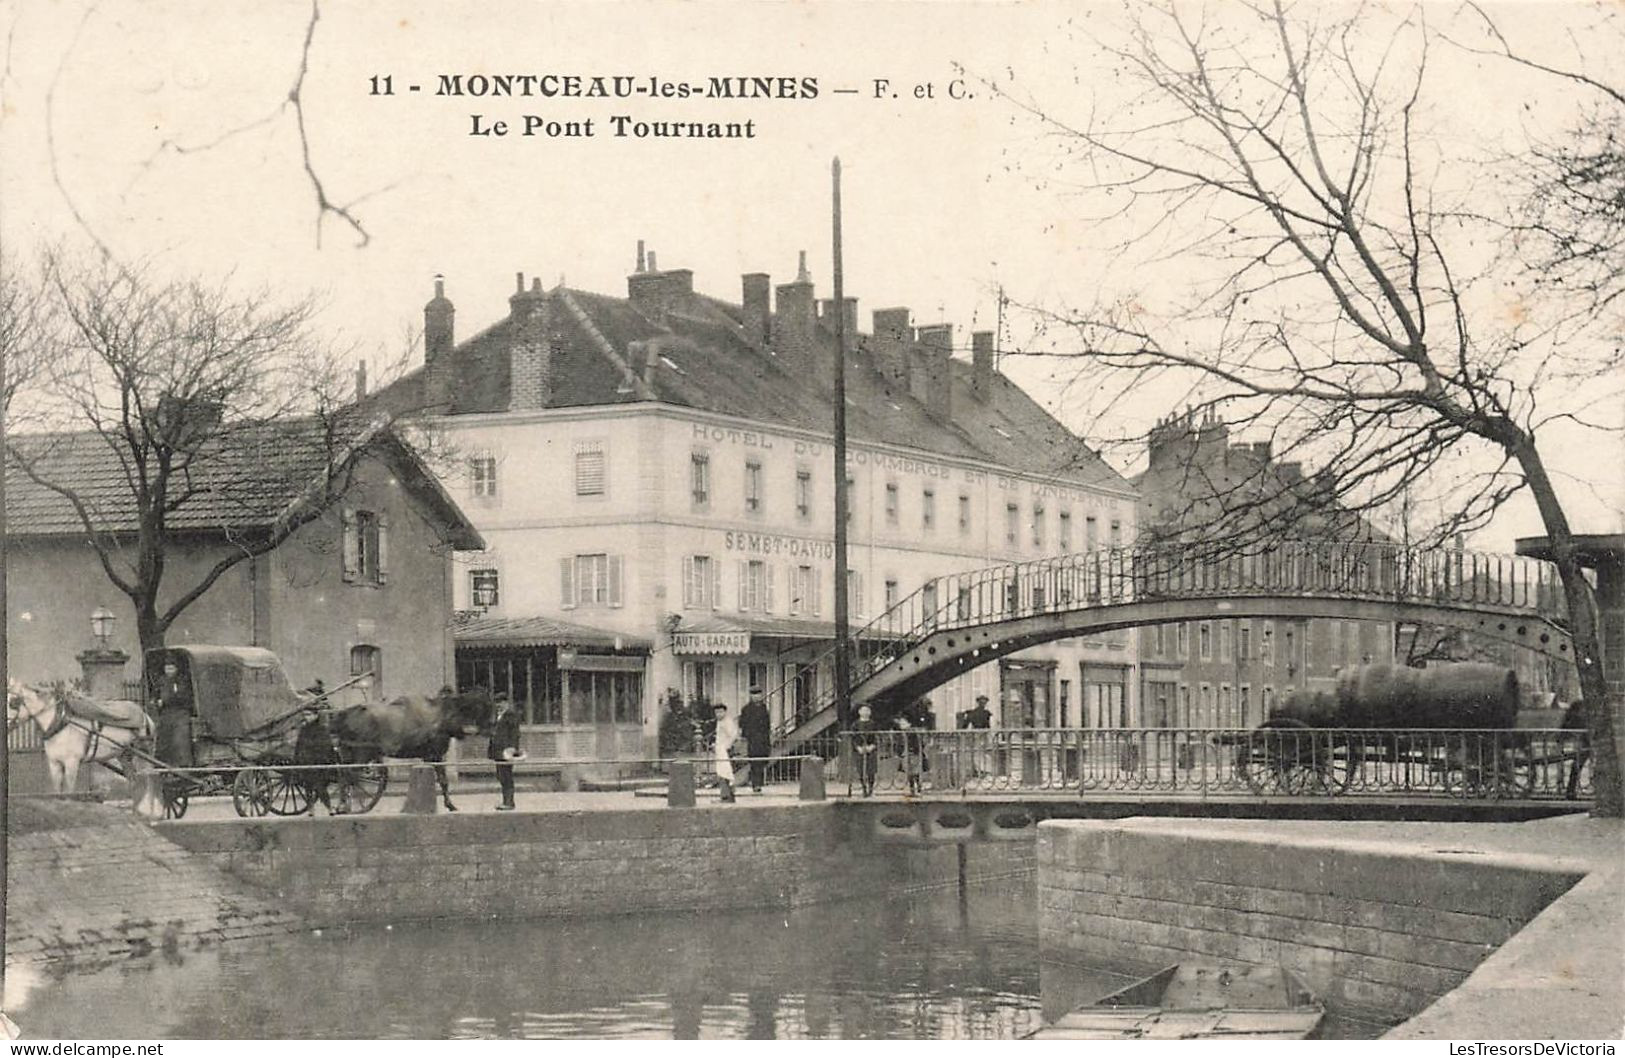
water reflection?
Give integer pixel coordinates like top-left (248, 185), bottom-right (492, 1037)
top-left (17, 881), bottom-right (1054, 1040)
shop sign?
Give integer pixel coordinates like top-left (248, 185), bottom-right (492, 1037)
top-left (672, 631), bottom-right (751, 655)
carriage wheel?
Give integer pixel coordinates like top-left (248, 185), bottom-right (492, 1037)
top-left (162, 776), bottom-right (191, 820)
top-left (263, 769), bottom-right (315, 816)
top-left (232, 769), bottom-right (273, 817)
top-left (335, 764), bottom-right (387, 814)
top-left (1442, 735), bottom-right (1532, 799)
top-left (1235, 732), bottom-right (1285, 794)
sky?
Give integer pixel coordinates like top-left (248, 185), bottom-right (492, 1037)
top-left (1, 0), bottom-right (1620, 551)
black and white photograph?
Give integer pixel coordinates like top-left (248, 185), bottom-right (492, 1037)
top-left (0, 0), bottom-right (1620, 1045)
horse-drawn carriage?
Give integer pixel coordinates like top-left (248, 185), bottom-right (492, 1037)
top-left (1230, 663), bottom-right (1591, 799)
top-left (146, 646), bottom-right (388, 819)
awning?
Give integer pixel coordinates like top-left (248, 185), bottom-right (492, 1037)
top-left (672, 614), bottom-right (904, 655)
top-left (455, 614), bottom-right (651, 651)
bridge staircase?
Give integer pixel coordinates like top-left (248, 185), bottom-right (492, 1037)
top-left (771, 541), bottom-right (1570, 754)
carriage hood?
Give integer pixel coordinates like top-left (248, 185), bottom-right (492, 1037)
top-left (150, 646), bottom-right (305, 738)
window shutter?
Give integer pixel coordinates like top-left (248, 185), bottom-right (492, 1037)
top-left (812, 568), bottom-right (822, 617)
top-left (560, 557), bottom-right (577, 610)
top-left (854, 572), bottom-right (864, 617)
top-left (341, 509), bottom-right (358, 583)
top-left (682, 556), bottom-right (696, 608)
top-left (737, 560), bottom-right (748, 612)
top-left (711, 560), bottom-right (722, 611)
top-left (765, 564), bottom-right (775, 613)
top-left (376, 513), bottom-right (391, 584)
top-left (608, 556), bottom-right (624, 607)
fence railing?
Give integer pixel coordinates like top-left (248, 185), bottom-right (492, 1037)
top-left (774, 541), bottom-right (1567, 745)
top-left (834, 727), bottom-right (1593, 801)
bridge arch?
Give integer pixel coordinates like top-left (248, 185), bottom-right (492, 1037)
top-left (775, 541), bottom-right (1571, 748)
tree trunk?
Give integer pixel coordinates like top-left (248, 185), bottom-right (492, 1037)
top-left (134, 602), bottom-right (167, 681)
top-left (1515, 441), bottom-right (1622, 816)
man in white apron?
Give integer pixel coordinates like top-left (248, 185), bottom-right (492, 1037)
top-left (712, 702), bottom-right (738, 803)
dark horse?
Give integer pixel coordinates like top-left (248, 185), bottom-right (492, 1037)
top-left (323, 688), bottom-right (495, 811)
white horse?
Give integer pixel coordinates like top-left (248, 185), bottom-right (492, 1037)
top-left (6, 681), bottom-right (152, 794)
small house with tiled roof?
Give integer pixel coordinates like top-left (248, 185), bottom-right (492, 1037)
top-left (5, 418), bottom-right (483, 702)
top-left (375, 246), bottom-right (1138, 762)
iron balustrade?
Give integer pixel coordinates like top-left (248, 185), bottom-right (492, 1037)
top-left (833, 727), bottom-right (1593, 801)
top-left (772, 541), bottom-right (1567, 745)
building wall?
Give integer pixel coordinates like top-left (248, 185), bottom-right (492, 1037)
top-left (440, 404), bottom-right (1138, 744)
top-left (1138, 616), bottom-right (1396, 727)
top-left (6, 453), bottom-right (458, 697)
top-left (265, 455), bottom-right (458, 699)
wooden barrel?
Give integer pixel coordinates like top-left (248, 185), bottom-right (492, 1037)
top-left (1334, 663), bottom-right (1519, 729)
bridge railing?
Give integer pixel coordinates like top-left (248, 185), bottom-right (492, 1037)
top-left (774, 541), bottom-right (1565, 744)
top-left (836, 726), bottom-right (1592, 801)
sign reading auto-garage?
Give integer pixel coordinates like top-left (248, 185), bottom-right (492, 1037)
top-left (672, 631), bottom-right (751, 655)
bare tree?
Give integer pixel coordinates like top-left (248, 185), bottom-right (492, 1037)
top-left (0, 251), bottom-right (54, 419)
top-left (5, 252), bottom-right (401, 658)
top-left (983, 0), bottom-right (1622, 813)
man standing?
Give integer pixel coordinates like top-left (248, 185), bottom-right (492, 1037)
top-left (155, 658), bottom-right (194, 768)
top-left (964, 694), bottom-right (993, 778)
top-left (851, 704), bottom-right (880, 797)
top-left (738, 685), bottom-right (772, 793)
top-left (488, 695), bottom-right (524, 811)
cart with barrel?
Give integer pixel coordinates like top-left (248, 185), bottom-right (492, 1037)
top-left (141, 645), bottom-right (386, 819)
top-left (1232, 663), bottom-right (1589, 799)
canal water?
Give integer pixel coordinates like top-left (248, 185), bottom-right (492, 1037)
top-left (11, 876), bottom-right (1391, 1039)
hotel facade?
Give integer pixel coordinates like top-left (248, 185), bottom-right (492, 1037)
top-left (379, 247), bottom-right (1138, 761)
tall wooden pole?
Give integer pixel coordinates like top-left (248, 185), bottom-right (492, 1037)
top-left (831, 158), bottom-right (851, 730)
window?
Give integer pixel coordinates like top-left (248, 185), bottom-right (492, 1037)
top-left (846, 569), bottom-right (864, 617)
top-left (884, 578), bottom-right (899, 610)
top-left (683, 661), bottom-right (717, 705)
top-left (1220, 684), bottom-right (1232, 727)
top-left (1005, 503), bottom-right (1020, 546)
top-left (574, 443), bottom-right (606, 496)
top-left (1239, 685), bottom-right (1251, 727)
top-left (1200, 683), bottom-right (1213, 725)
top-left (738, 559), bottom-right (773, 612)
top-left (566, 670), bottom-right (643, 725)
top-left (1177, 622), bottom-right (1189, 659)
top-left (1085, 516), bottom-right (1098, 550)
top-left (956, 586), bottom-right (972, 621)
top-left (921, 581), bottom-right (939, 628)
top-left (790, 564), bottom-right (822, 616)
top-left (885, 482), bottom-right (899, 525)
top-left (796, 469), bottom-right (812, 520)
top-left (1058, 679), bottom-right (1072, 728)
top-left (690, 452), bottom-right (710, 507)
top-left (469, 454), bottom-right (498, 499)
top-left (1179, 684), bottom-right (1192, 727)
top-left (744, 460), bottom-right (763, 514)
top-left (350, 645), bottom-right (382, 698)
top-left (1220, 621), bottom-right (1233, 662)
top-left (1033, 503), bottom-right (1045, 548)
top-left (1262, 621), bottom-right (1276, 666)
top-left (683, 555), bottom-right (719, 609)
top-left (470, 568), bottom-right (500, 609)
top-left (1109, 520), bottom-right (1122, 547)
top-left (1239, 622), bottom-right (1252, 662)
top-left (1059, 510), bottom-right (1072, 551)
top-left (342, 509), bottom-right (389, 586)
top-left (1262, 686), bottom-right (1276, 715)
top-left (922, 487), bottom-right (936, 531)
top-left (1153, 624), bottom-right (1166, 656)
top-left (560, 553), bottom-right (624, 608)
top-left (958, 494), bottom-right (971, 534)
top-left (1199, 622), bottom-right (1212, 660)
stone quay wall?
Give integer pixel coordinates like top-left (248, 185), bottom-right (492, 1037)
top-left (1037, 819), bottom-right (1585, 1025)
top-left (7, 799), bottom-right (302, 970)
top-left (158, 804), bottom-right (1033, 926)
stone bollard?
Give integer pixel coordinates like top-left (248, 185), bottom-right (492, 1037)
top-left (667, 760), bottom-right (696, 808)
top-left (798, 758), bottom-right (826, 801)
top-left (400, 763), bottom-right (439, 814)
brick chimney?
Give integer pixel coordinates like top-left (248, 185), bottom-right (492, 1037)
top-left (916, 323), bottom-right (954, 420)
top-left (972, 331), bottom-right (995, 402)
top-left (772, 251), bottom-right (816, 359)
top-left (627, 244), bottom-right (694, 324)
top-left (509, 273), bottom-right (553, 411)
top-left (817, 297), bottom-right (859, 353)
top-left (871, 307), bottom-right (912, 393)
top-left (741, 273), bottom-right (771, 345)
top-left (424, 276), bottom-right (454, 363)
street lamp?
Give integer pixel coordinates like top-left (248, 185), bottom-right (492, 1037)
top-left (90, 607), bottom-right (116, 650)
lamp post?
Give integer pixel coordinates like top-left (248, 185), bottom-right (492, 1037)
top-left (77, 607), bottom-right (129, 702)
top-left (91, 607), bottom-right (115, 649)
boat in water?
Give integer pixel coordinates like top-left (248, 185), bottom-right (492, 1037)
top-left (1027, 963), bottom-right (1325, 1040)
